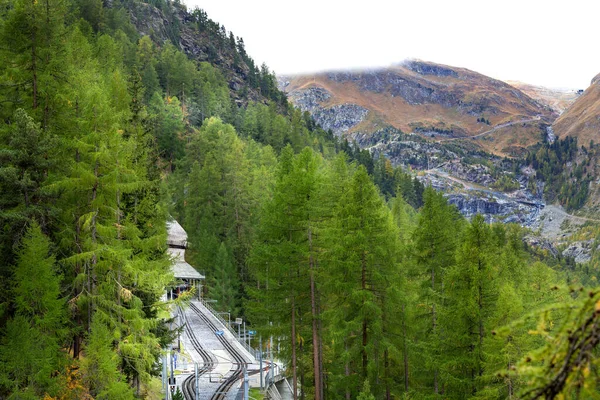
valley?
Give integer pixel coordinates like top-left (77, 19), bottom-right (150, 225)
top-left (2, 0), bottom-right (600, 398)
top-left (280, 60), bottom-right (600, 267)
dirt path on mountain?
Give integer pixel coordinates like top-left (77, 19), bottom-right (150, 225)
top-left (436, 116), bottom-right (541, 143)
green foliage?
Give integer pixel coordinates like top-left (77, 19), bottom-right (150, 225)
top-left (0, 224), bottom-right (66, 398)
top-left (357, 380), bottom-right (376, 400)
top-left (492, 173), bottom-right (520, 192)
top-left (81, 316), bottom-right (135, 399)
top-left (172, 387), bottom-right (184, 400)
top-left (0, 0), bottom-right (590, 398)
top-left (527, 136), bottom-right (592, 210)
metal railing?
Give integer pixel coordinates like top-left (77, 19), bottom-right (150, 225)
top-left (266, 384), bottom-right (283, 400)
top-left (199, 298), bottom-right (259, 358)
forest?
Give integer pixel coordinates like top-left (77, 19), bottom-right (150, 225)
top-left (0, 0), bottom-right (599, 398)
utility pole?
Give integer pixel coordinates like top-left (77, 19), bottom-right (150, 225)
top-left (244, 365), bottom-right (249, 400)
top-left (259, 336), bottom-right (263, 390)
top-left (195, 362), bottom-right (199, 400)
top-left (270, 334), bottom-right (274, 384)
top-left (162, 354), bottom-right (168, 399)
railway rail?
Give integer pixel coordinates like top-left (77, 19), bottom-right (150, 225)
top-left (178, 306), bottom-right (218, 400)
top-left (188, 302), bottom-right (247, 400)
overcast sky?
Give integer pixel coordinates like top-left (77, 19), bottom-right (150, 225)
top-left (182, 0), bottom-right (599, 89)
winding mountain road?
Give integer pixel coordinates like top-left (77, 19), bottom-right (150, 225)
top-left (435, 115), bottom-right (542, 143)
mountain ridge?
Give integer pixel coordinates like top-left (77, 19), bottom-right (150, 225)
top-left (280, 60), bottom-right (556, 157)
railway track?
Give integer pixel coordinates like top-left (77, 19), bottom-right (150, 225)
top-left (178, 306), bottom-right (217, 400)
top-left (189, 302), bottom-right (247, 400)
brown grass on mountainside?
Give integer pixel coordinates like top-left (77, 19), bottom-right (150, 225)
top-left (553, 81), bottom-right (600, 147)
top-left (283, 61), bottom-right (555, 157)
top-left (290, 75), bottom-right (538, 138)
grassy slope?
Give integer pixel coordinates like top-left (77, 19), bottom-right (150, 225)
top-left (553, 76), bottom-right (600, 147)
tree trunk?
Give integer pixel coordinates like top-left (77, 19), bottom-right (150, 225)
top-left (361, 250), bottom-right (368, 380)
top-left (31, 9), bottom-right (37, 110)
top-left (89, 158), bottom-right (98, 330)
top-left (317, 287), bottom-right (325, 400)
top-left (478, 259), bottom-right (484, 378)
top-left (402, 303), bottom-right (409, 392)
top-left (345, 340), bottom-right (351, 400)
top-left (432, 260), bottom-right (438, 395)
top-left (384, 349), bottom-right (391, 400)
top-left (308, 227), bottom-right (322, 400)
top-left (291, 294), bottom-right (298, 400)
top-left (73, 333), bottom-right (80, 359)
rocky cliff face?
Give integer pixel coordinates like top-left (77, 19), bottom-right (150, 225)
top-left (312, 104), bottom-right (369, 135)
top-left (562, 240), bottom-right (596, 264)
top-left (445, 193), bottom-right (540, 225)
top-left (281, 85), bottom-right (369, 135)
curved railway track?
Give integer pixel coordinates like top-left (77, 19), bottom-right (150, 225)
top-left (178, 306), bottom-right (217, 400)
top-left (189, 302), bottom-right (247, 400)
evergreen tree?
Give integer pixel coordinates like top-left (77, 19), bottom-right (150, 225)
top-left (441, 214), bottom-right (498, 397)
top-left (0, 223), bottom-right (66, 398)
top-left (412, 186), bottom-right (462, 394)
top-left (208, 242), bottom-right (239, 314)
top-left (323, 165), bottom-right (400, 398)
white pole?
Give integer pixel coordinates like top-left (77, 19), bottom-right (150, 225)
top-left (163, 354), bottom-right (168, 399)
top-left (244, 366), bottom-right (249, 400)
top-left (270, 335), bottom-right (274, 383)
top-left (259, 336), bottom-right (263, 390)
top-left (195, 362), bottom-right (199, 400)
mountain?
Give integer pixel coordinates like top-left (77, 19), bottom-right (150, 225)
top-left (553, 73), bottom-right (600, 147)
top-left (128, 0), bottom-right (287, 108)
top-left (279, 60), bottom-right (556, 157)
top-left (505, 80), bottom-right (579, 114)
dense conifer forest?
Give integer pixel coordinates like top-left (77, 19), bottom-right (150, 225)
top-left (1, 0), bottom-right (599, 398)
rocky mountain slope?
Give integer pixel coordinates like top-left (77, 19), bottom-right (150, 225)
top-left (127, 0), bottom-right (286, 108)
top-left (279, 60), bottom-right (556, 157)
top-left (279, 61), bottom-right (600, 252)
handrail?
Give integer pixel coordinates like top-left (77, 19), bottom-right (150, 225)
top-left (199, 298), bottom-right (259, 358)
top-left (283, 376), bottom-right (294, 396)
top-left (267, 384), bottom-right (283, 400)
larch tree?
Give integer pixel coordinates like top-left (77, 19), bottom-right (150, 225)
top-left (412, 186), bottom-right (462, 394)
top-left (0, 223), bottom-right (66, 398)
top-left (323, 165), bottom-right (401, 398)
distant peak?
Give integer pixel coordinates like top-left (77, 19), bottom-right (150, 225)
top-left (402, 60), bottom-right (459, 78)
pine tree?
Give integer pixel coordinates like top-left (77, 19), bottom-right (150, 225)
top-left (208, 242), bottom-right (239, 314)
top-left (0, 223), bottom-right (66, 398)
top-left (412, 186), bottom-right (461, 394)
top-left (441, 214), bottom-right (498, 397)
top-left (323, 165), bottom-right (400, 398)
top-left (0, 109), bottom-right (56, 297)
top-left (81, 316), bottom-right (135, 400)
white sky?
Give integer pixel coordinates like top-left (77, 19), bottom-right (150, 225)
top-left (182, 0), bottom-right (600, 89)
